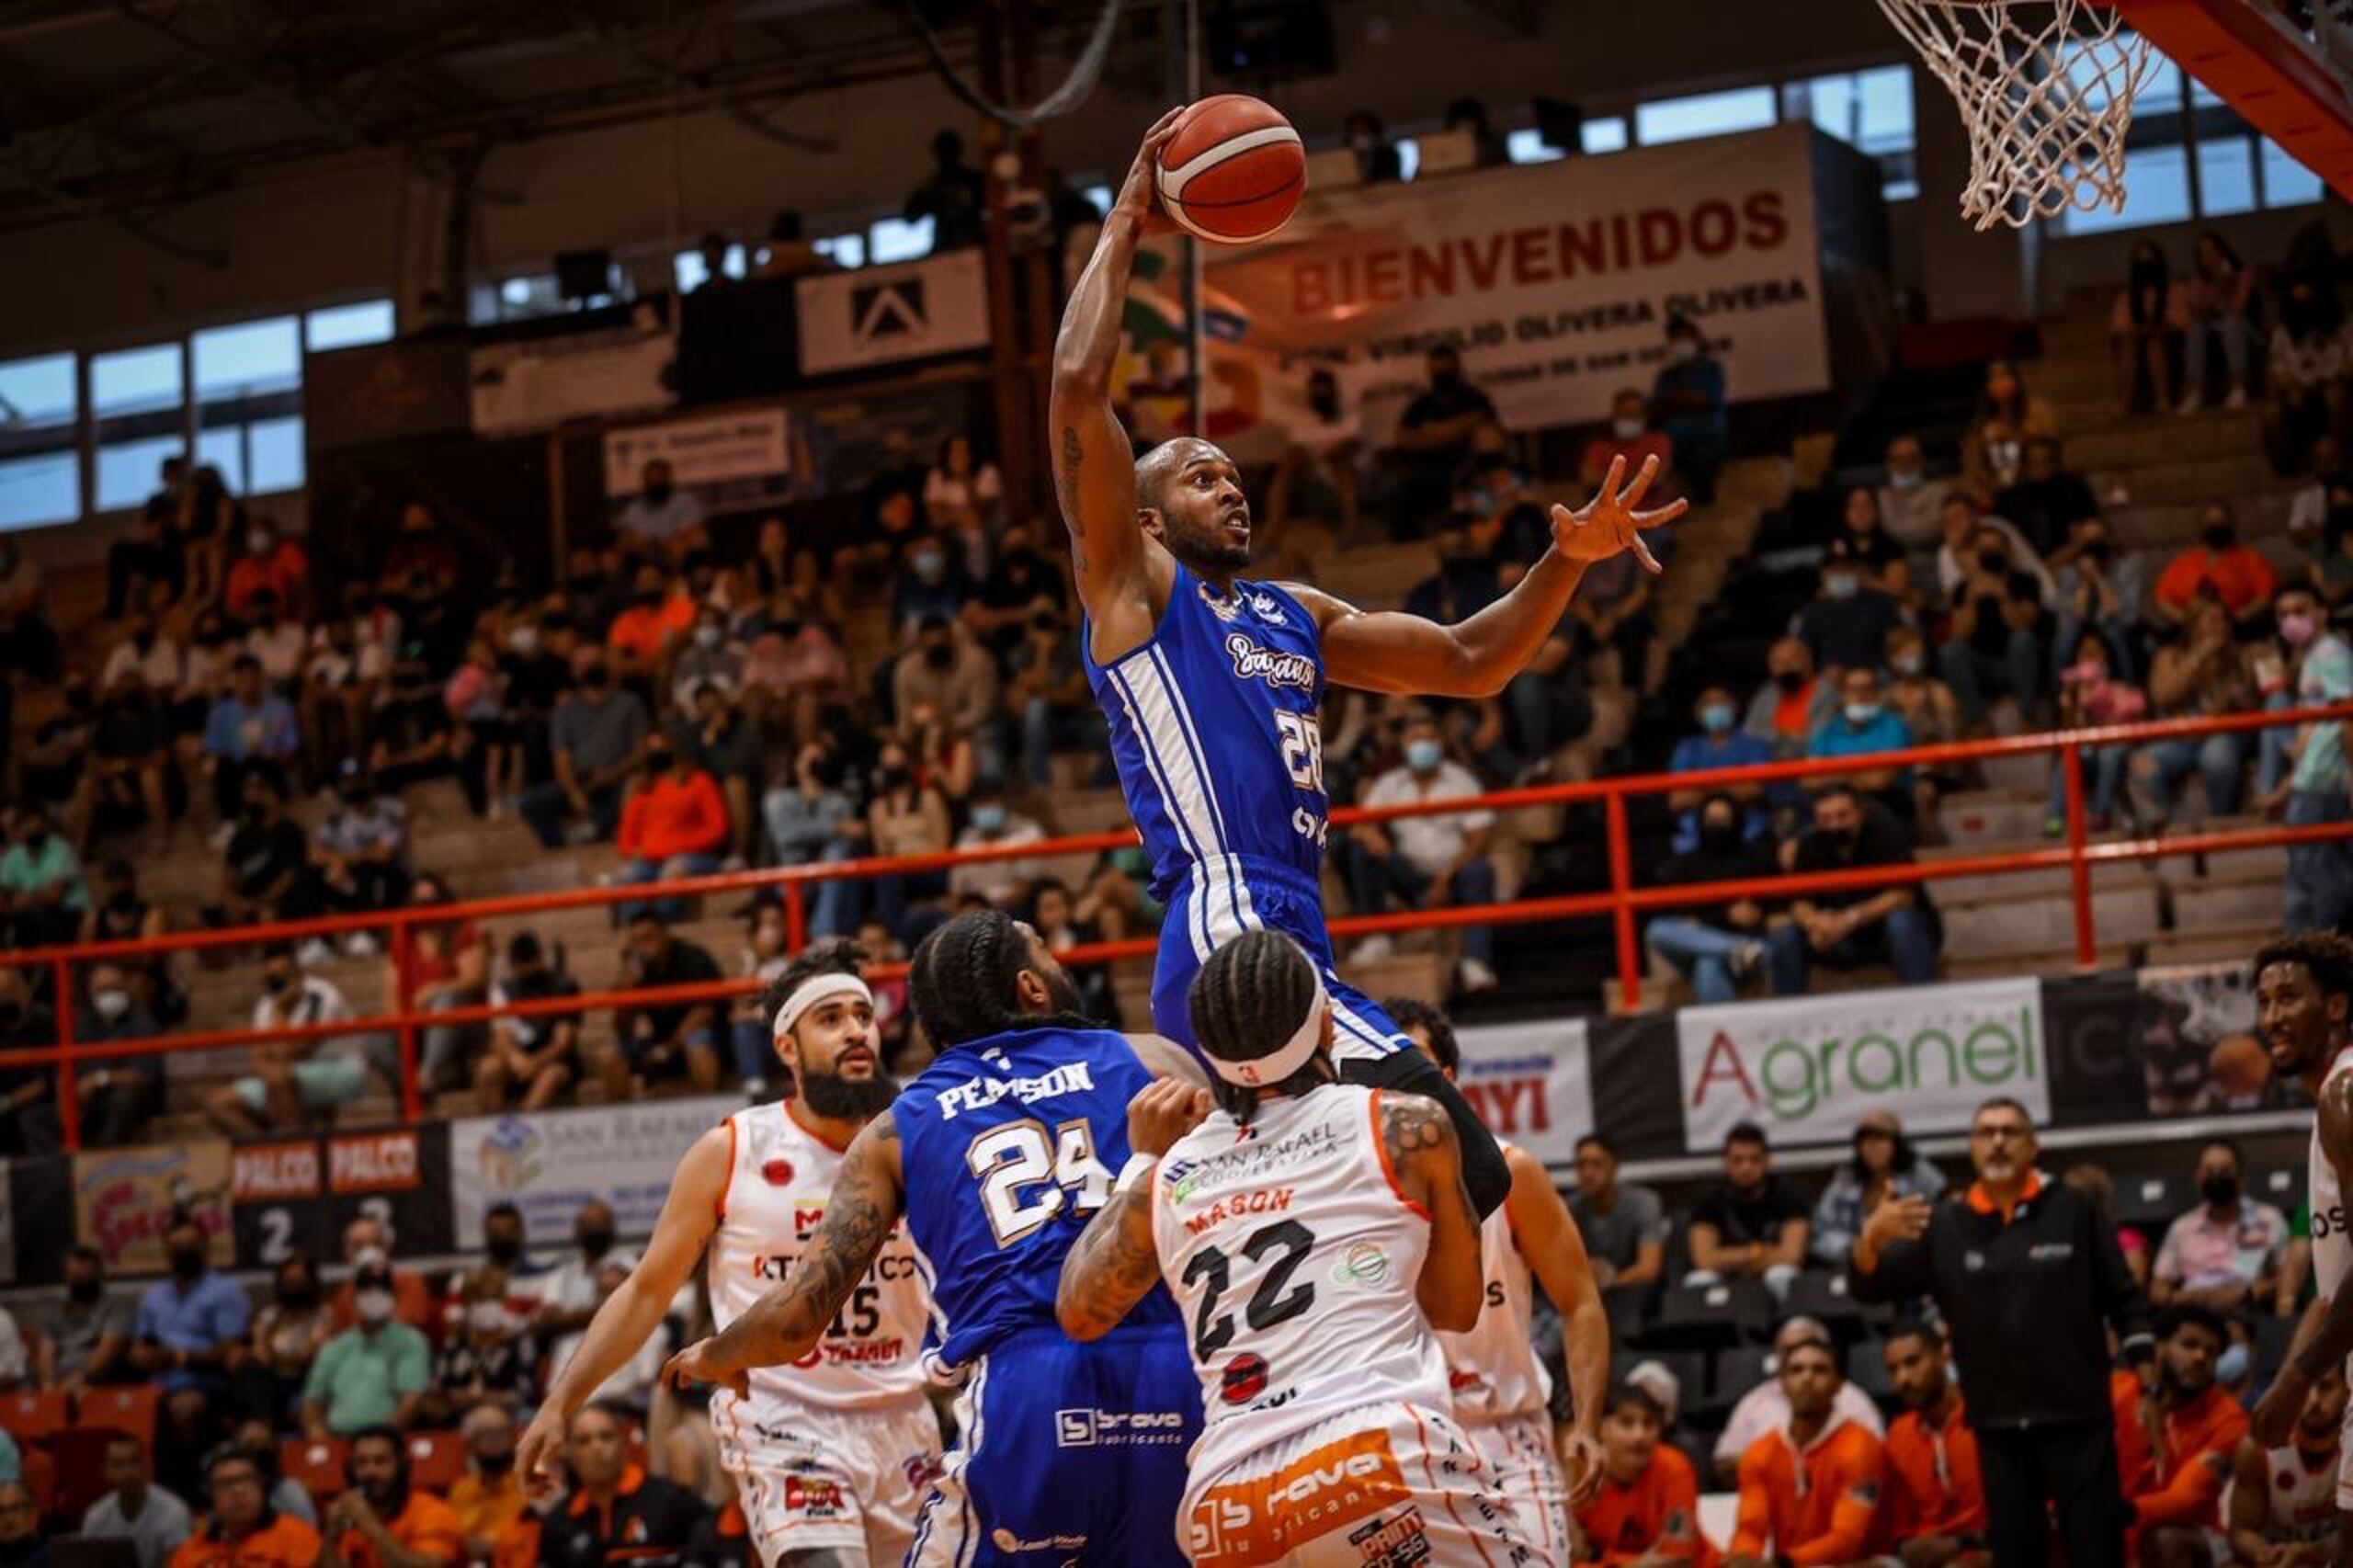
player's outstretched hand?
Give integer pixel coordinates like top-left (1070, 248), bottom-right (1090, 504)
top-left (663, 1337), bottom-right (751, 1402)
top-left (1128, 1077), bottom-right (1212, 1157)
top-left (515, 1405), bottom-right (569, 1500)
top-left (1111, 106), bottom-right (1189, 237)
top-left (1556, 1426), bottom-right (1604, 1507)
top-left (1548, 454), bottom-right (1688, 575)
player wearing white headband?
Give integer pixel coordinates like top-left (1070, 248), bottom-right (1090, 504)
top-left (1055, 928), bottom-right (1536, 1565)
top-left (518, 938), bottom-right (939, 1567)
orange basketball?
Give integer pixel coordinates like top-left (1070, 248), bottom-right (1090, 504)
top-left (2210, 1032), bottom-right (2270, 1098)
top-left (1154, 95), bottom-right (1305, 244)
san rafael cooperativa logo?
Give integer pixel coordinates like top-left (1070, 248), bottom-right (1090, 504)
top-left (1674, 978), bottom-right (2049, 1152)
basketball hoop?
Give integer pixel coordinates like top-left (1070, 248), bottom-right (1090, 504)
top-left (1877, 0), bottom-right (2159, 229)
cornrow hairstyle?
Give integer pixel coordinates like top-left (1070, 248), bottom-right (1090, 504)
top-left (2256, 932), bottom-right (2353, 1009)
top-left (1189, 929), bottom-right (1328, 1125)
top-left (1383, 995), bottom-right (1458, 1074)
top-left (909, 909), bottom-right (1092, 1051)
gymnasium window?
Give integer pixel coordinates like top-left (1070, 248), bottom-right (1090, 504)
top-left (194, 315), bottom-right (304, 498)
top-left (869, 215), bottom-right (934, 265)
top-left (674, 243), bottom-right (748, 293)
top-left (814, 233), bottom-right (867, 269)
top-left (91, 342), bottom-right (185, 513)
top-left (1506, 128), bottom-right (1563, 165)
top-left (1635, 86), bottom-right (1779, 147)
top-left (304, 300), bottom-right (396, 352)
top-left (1576, 67), bottom-right (1916, 199)
top-left (0, 353), bottom-right (80, 530)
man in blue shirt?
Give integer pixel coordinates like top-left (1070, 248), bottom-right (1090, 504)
top-left (131, 1215), bottom-right (249, 1479)
top-left (1667, 685), bottom-right (1774, 852)
top-left (1808, 665), bottom-right (1917, 824)
top-left (199, 655), bottom-right (299, 828)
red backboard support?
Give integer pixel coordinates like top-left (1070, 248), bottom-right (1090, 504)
top-left (2112, 0), bottom-right (2353, 199)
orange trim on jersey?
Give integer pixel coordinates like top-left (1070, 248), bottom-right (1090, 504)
top-left (716, 1115), bottom-right (737, 1223)
top-left (1368, 1090), bottom-right (1433, 1221)
top-left (1410, 1404), bottom-right (1497, 1568)
top-left (785, 1094), bottom-right (854, 1153)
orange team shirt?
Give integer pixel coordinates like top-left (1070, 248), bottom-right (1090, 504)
top-left (2154, 546), bottom-right (2278, 613)
top-left (618, 771), bottom-right (731, 861)
top-left (1576, 1446), bottom-right (1715, 1566)
top-left (334, 1489), bottom-right (466, 1568)
top-left (1733, 1419), bottom-right (1888, 1566)
top-left (2110, 1369), bottom-right (2248, 1537)
top-left (1880, 1398), bottom-right (1986, 1543)
top-left (607, 597), bottom-right (695, 660)
top-left (170, 1513), bottom-right (324, 1568)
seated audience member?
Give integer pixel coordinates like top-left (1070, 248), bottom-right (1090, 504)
top-left (1347, 715), bottom-right (1501, 994)
top-left (89, 668), bottom-right (176, 848)
top-left (518, 653), bottom-right (650, 849)
top-left (923, 433), bottom-right (1004, 549)
top-left (1770, 784), bottom-right (1942, 993)
top-left (199, 655), bottom-right (299, 827)
top-left (2265, 277), bottom-right (2353, 474)
top-left (206, 944), bottom-right (378, 1136)
top-left (668, 606), bottom-right (743, 718)
top-left (222, 517), bottom-right (310, 626)
top-left (761, 743), bottom-right (862, 939)
top-left (1933, 493), bottom-right (2052, 609)
top-left (0, 968), bottom-right (57, 1158)
top-left (326, 1217), bottom-right (437, 1335)
top-left (444, 636), bottom-right (522, 817)
top-left (1940, 520), bottom-right (2048, 725)
top-left (447, 1404), bottom-right (528, 1564)
top-left (168, 1445), bottom-right (320, 1568)
top-left (1744, 638), bottom-right (1836, 759)
top-left (1805, 665), bottom-right (1914, 820)
top-left (1382, 344), bottom-right (1497, 535)
top-left (2179, 229), bottom-right (2255, 412)
top-left (888, 533), bottom-right (976, 635)
top-left (1884, 625), bottom-right (1964, 823)
top-left (947, 784), bottom-right (1047, 909)
top-left (301, 1263), bottom-right (431, 1438)
top-left (320, 1425), bottom-right (463, 1568)
top-left (2049, 514), bottom-right (2149, 683)
top-left (1959, 358), bottom-right (2056, 505)
top-left (367, 653), bottom-right (457, 795)
top-left (2151, 1138), bottom-right (2288, 1312)
top-left (426, 1286), bottom-right (538, 1426)
top-left (0, 1481), bottom-right (39, 1568)
top-left (2134, 597), bottom-right (2256, 822)
top-left (2271, 584), bottom-right (2353, 934)
top-left (523, 1405), bottom-right (706, 1568)
top-left (1570, 535), bottom-right (1656, 691)
top-left (1877, 434), bottom-right (1950, 564)
top-left (1727, 1338), bottom-right (1887, 1567)
top-left (1878, 1324), bottom-right (1985, 1562)
top-left (0, 801), bottom-right (85, 950)
top-left (1666, 688), bottom-right (1771, 852)
top-left (1651, 313), bottom-right (1727, 503)
top-left (478, 933), bottom-right (583, 1112)
top-left (682, 682), bottom-right (761, 866)
top-left (613, 735), bottom-right (730, 925)
top-left (2066, 1160), bottom-right (2154, 1290)
top-left (2111, 238), bottom-right (2184, 414)
top-left (401, 875), bottom-right (491, 1092)
top-left (616, 459), bottom-right (706, 561)
top-left (217, 767), bottom-right (326, 937)
top-left (82, 1434), bottom-right (191, 1568)
top-left (2226, 1361), bottom-right (2345, 1562)
top-left (2114, 1304), bottom-right (2248, 1561)
top-left (1809, 1110), bottom-right (1947, 1269)
top-left (222, 1421), bottom-right (315, 1529)
top-left (1036, 881), bottom-right (1120, 1027)
top-left (597, 911), bottom-right (723, 1096)
top-left (1834, 484), bottom-right (1912, 601)
top-left (1646, 792), bottom-right (1778, 1005)
top-left (1797, 539), bottom-right (1906, 677)
top-left (1994, 435), bottom-right (2100, 557)
top-left (1686, 1124), bottom-right (1811, 1300)
top-left (314, 762), bottom-right (411, 933)
top-left (1574, 1384), bottom-right (1708, 1565)
top-left (1569, 1135), bottom-right (1668, 1318)
top-left (2154, 504), bottom-right (2279, 630)
top-left (40, 1245), bottom-right (131, 1391)
top-left (864, 737), bottom-right (953, 941)
top-left (1580, 388), bottom-right (1676, 493)
top-left (244, 1256), bottom-right (330, 1423)
top-left (133, 1217), bottom-right (248, 1460)
top-left (890, 614), bottom-right (997, 737)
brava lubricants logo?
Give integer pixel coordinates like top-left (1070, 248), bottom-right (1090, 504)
top-left (1683, 983), bottom-right (2044, 1135)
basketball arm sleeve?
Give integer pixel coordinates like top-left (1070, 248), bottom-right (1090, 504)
top-left (1340, 1046), bottom-right (1510, 1219)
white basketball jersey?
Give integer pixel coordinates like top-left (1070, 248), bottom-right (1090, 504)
top-left (2256, 1442), bottom-right (2340, 1543)
top-left (706, 1102), bottom-right (929, 1410)
top-left (1153, 1084), bottom-right (1450, 1485)
top-left (1438, 1142), bottom-right (1554, 1425)
top-left (2309, 1045), bottom-right (2353, 1312)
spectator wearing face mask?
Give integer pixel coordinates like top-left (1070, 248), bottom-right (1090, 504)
top-left (606, 563), bottom-right (696, 687)
top-left (476, 933), bottom-right (583, 1112)
top-left (1961, 359), bottom-right (2057, 506)
top-left (200, 656), bottom-right (299, 832)
top-left (222, 517), bottom-right (310, 626)
top-left (1651, 314), bottom-right (1727, 504)
top-left (761, 744), bottom-right (863, 938)
top-left (616, 460), bottom-right (708, 560)
top-left (1645, 791), bottom-right (1779, 1005)
top-left (2111, 238), bottom-right (2185, 415)
top-left (612, 735), bottom-right (729, 926)
top-left (1006, 608), bottom-right (1099, 790)
top-left (1806, 665), bottom-right (1915, 822)
top-left (73, 960), bottom-right (164, 1148)
top-left (40, 1246), bottom-right (131, 1392)
top-left (205, 944), bottom-right (378, 1136)
top-left (2049, 515), bottom-right (2149, 685)
top-left (517, 653), bottom-right (650, 848)
top-left (216, 769), bottom-right (329, 938)
top-left (2046, 629), bottom-right (2144, 835)
top-left (301, 1267), bottom-right (430, 1438)
top-left (0, 802), bottom-right (85, 949)
top-left (2263, 584), bottom-right (2353, 932)
top-left (443, 636), bottom-right (520, 818)
top-left (0, 969), bottom-right (56, 1158)
top-left (313, 762), bottom-right (410, 937)
top-left (948, 784), bottom-right (1048, 909)
top-left (1938, 523), bottom-right (2048, 726)
top-left (1884, 625), bottom-right (1964, 826)
top-left (668, 606), bottom-right (742, 718)
top-left (863, 740), bottom-right (954, 942)
top-left (1347, 715), bottom-right (1502, 994)
top-left (2150, 1140), bottom-right (2286, 1315)
top-left (891, 614), bottom-right (999, 738)
top-left (426, 1282), bottom-right (538, 1426)
top-left (1744, 638), bottom-right (1836, 761)
top-left (2154, 504), bottom-right (2278, 630)
top-left (131, 1216), bottom-right (247, 1458)
top-left (445, 1404), bottom-right (527, 1564)
top-left (367, 653), bottom-right (456, 796)
top-left (964, 520), bottom-right (1069, 653)
top-left (1580, 389), bottom-right (1676, 496)
top-left (1878, 434), bottom-right (1950, 562)
top-left (1769, 783), bottom-right (1943, 993)
top-left (1666, 687), bottom-right (1772, 853)
top-left (1385, 345), bottom-right (1498, 537)
top-left (1797, 538), bottom-right (1907, 678)
top-left (1933, 493), bottom-right (2052, 608)
top-left (2133, 597), bottom-right (2256, 823)
top-left (244, 1256), bottom-right (331, 1423)
top-left (1994, 436), bottom-right (2102, 559)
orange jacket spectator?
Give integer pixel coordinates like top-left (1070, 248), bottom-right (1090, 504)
top-left (224, 538), bottom-right (310, 622)
top-left (1732, 1418), bottom-right (1887, 1565)
top-left (171, 1512), bottom-right (322, 1568)
top-left (490, 1510), bottom-right (538, 1568)
top-left (1880, 1395), bottom-right (1985, 1543)
top-left (1576, 1443), bottom-right (1712, 1565)
top-left (2154, 540), bottom-right (2277, 617)
top-left (328, 1487), bottom-right (465, 1568)
top-left (2111, 1367), bottom-right (2247, 1539)
top-left (618, 767), bottom-right (729, 861)
top-left (607, 595), bottom-right (694, 662)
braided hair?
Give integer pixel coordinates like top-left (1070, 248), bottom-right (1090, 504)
top-left (1188, 928), bottom-right (1330, 1125)
top-left (909, 909), bottom-right (1092, 1050)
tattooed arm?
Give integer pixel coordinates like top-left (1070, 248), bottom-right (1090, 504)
top-left (1381, 1089), bottom-right (1483, 1333)
top-left (663, 1115), bottom-right (904, 1395)
top-left (1057, 1077), bottom-right (1207, 1340)
top-left (1050, 111), bottom-right (1181, 665)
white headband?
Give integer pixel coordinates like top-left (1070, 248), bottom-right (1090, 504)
top-left (772, 973), bottom-right (875, 1041)
top-left (1207, 969), bottom-right (1329, 1087)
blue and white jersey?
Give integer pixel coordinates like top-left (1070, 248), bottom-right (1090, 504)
top-left (892, 1025), bottom-right (1182, 1375)
top-left (1084, 562), bottom-right (1328, 926)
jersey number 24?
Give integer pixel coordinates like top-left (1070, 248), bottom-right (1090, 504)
top-left (965, 1118), bottom-right (1115, 1246)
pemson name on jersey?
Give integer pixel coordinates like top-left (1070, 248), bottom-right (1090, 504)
top-left (935, 1061), bottom-right (1097, 1120)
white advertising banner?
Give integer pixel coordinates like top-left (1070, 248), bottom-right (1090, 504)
top-left (796, 249), bottom-right (990, 376)
top-left (470, 329), bottom-right (676, 437)
top-left (1452, 1017), bottom-right (1594, 1168)
top-left (448, 1096), bottom-right (738, 1248)
top-left (1677, 978), bottom-right (2049, 1153)
top-left (1201, 121), bottom-right (1829, 435)
top-left (602, 409), bottom-right (791, 494)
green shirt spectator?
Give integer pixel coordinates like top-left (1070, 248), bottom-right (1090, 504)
top-left (1, 816), bottom-right (87, 913)
top-left (300, 1302), bottom-right (427, 1437)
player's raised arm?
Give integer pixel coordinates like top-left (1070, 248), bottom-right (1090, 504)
top-left (1380, 1089), bottom-right (1483, 1332)
top-left (664, 1114), bottom-right (907, 1394)
top-left (1050, 109), bottom-right (1185, 659)
top-left (1289, 454), bottom-right (1687, 698)
top-left (1057, 1077), bottom-right (1208, 1340)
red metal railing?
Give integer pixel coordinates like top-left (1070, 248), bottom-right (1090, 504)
top-left (7, 700), bottom-right (2352, 1148)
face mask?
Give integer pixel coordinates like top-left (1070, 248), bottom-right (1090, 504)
top-left (1977, 551), bottom-right (2007, 574)
top-left (1845, 701), bottom-right (1882, 726)
top-left (2215, 1342), bottom-right (2250, 1385)
top-left (580, 667), bottom-right (610, 691)
top-left (1406, 739), bottom-right (1443, 772)
top-left (354, 1289), bottom-right (395, 1325)
top-left (1611, 417), bottom-right (1644, 441)
top-left (1890, 653), bottom-right (1923, 677)
top-left (1309, 392), bottom-right (1338, 418)
top-left (2201, 1173), bottom-right (2241, 1206)
top-left (912, 551), bottom-right (946, 584)
top-left (266, 971), bottom-right (298, 996)
top-left (2203, 524), bottom-right (2236, 551)
top-left (644, 751), bottom-right (674, 776)
top-left (570, 574), bottom-right (605, 596)
top-left (485, 1236), bottom-right (522, 1267)
top-left (1824, 574), bottom-right (1858, 600)
top-left (168, 1247), bottom-right (206, 1280)
top-left (1774, 669), bottom-right (1806, 694)
top-left (643, 483), bottom-right (674, 505)
top-left (1699, 822), bottom-right (1741, 854)
top-left (507, 626), bottom-right (539, 655)
top-left (133, 629), bottom-right (157, 653)
top-left (92, 988), bottom-right (131, 1022)
top-left (2082, 538), bottom-right (2112, 562)
top-left (923, 643), bottom-right (953, 670)
top-left (1430, 365), bottom-right (1461, 389)
top-left (1699, 702), bottom-right (1734, 734)
top-left (248, 530), bottom-right (272, 555)
top-left (1988, 442), bottom-right (2021, 473)
top-left (1667, 338), bottom-right (1699, 363)
top-left (577, 1228), bottom-right (615, 1258)
top-left (278, 1281), bottom-right (317, 1308)
top-left (475, 1451), bottom-right (516, 1478)
top-left (1887, 470), bottom-right (1921, 491)
top-left (67, 1278), bottom-right (100, 1305)
top-left (972, 803), bottom-right (1006, 832)
top-left (694, 624), bottom-right (722, 649)
top-left (2281, 612), bottom-right (2318, 646)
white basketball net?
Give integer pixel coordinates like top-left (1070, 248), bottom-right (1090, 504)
top-left (1878, 0), bottom-right (2158, 229)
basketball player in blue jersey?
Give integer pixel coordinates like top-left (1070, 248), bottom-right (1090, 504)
top-left (1051, 110), bottom-right (1685, 1217)
top-left (665, 910), bottom-right (1206, 1567)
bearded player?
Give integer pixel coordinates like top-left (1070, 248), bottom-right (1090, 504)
top-left (2248, 932), bottom-right (2353, 1556)
top-left (1052, 109), bottom-right (1685, 1221)
top-left (517, 940), bottom-right (940, 1566)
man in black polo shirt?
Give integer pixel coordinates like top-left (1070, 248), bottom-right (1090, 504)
top-left (1683, 1122), bottom-right (1811, 1300)
top-left (1383, 345), bottom-right (1498, 538)
top-left (594, 911), bottom-right (723, 1098)
top-left (1768, 783), bottom-right (1941, 994)
top-left (1852, 1096), bottom-right (2143, 1568)
top-left (537, 1404), bottom-right (704, 1568)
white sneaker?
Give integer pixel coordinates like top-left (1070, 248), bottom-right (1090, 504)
top-left (1353, 934), bottom-right (1395, 964)
top-left (1455, 957), bottom-right (1500, 994)
top-left (345, 930), bottom-right (381, 958)
top-left (209, 822), bottom-right (236, 850)
top-left (2223, 385), bottom-right (2247, 410)
top-left (297, 937), bottom-right (335, 970)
